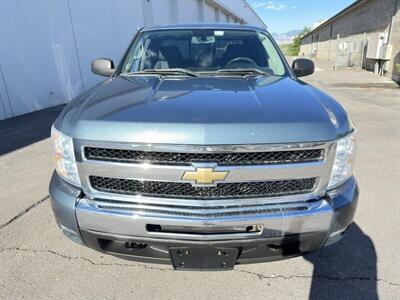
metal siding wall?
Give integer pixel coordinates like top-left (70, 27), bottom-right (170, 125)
top-left (177, 0), bottom-right (200, 23)
top-left (0, 0), bottom-right (11, 120)
top-left (0, 96), bottom-right (5, 120)
top-left (204, 3), bottom-right (216, 22)
top-left (0, 0), bottom-right (82, 119)
top-left (0, 64), bottom-right (11, 120)
top-left (197, 0), bottom-right (205, 21)
top-left (215, 8), bottom-right (220, 22)
top-left (388, 0), bottom-right (400, 81)
top-left (218, 0), bottom-right (265, 26)
top-left (142, 0), bottom-right (154, 26)
top-left (113, 1), bottom-right (145, 54)
top-left (152, 0), bottom-right (179, 25)
top-left (68, 1), bottom-right (118, 91)
top-left (69, 0), bottom-right (148, 90)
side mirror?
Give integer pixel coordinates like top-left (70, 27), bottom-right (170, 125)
top-left (292, 58), bottom-right (314, 77)
top-left (91, 58), bottom-right (115, 77)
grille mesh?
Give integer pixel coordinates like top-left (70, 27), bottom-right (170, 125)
top-left (84, 147), bottom-right (324, 166)
top-left (90, 176), bottom-right (316, 199)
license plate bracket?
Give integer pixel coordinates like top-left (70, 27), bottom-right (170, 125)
top-left (169, 247), bottom-right (239, 270)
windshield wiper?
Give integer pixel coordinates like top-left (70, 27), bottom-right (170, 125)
top-left (124, 68), bottom-right (199, 77)
top-left (215, 68), bottom-right (270, 76)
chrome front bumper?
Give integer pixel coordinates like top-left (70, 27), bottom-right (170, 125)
top-left (50, 172), bottom-right (358, 264)
top-left (75, 197), bottom-right (333, 241)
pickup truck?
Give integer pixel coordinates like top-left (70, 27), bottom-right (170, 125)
top-left (50, 23), bottom-right (358, 270)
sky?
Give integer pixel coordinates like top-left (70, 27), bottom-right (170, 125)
top-left (247, 0), bottom-right (355, 33)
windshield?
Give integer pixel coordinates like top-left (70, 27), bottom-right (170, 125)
top-left (120, 29), bottom-right (287, 76)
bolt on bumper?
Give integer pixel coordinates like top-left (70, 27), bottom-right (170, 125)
top-left (49, 172), bottom-right (358, 264)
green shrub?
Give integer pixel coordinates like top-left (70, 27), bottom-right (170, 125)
top-left (288, 27), bottom-right (310, 56)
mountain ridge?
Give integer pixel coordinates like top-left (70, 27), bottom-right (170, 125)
top-left (271, 29), bottom-right (302, 44)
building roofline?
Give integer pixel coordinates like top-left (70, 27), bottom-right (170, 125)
top-left (301, 0), bottom-right (363, 40)
top-left (243, 0), bottom-right (268, 28)
top-left (207, 0), bottom-right (266, 27)
top-left (206, 0), bottom-right (241, 22)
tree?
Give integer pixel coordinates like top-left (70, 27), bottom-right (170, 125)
top-left (288, 27), bottom-right (311, 56)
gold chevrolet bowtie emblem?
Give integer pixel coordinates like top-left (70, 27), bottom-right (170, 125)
top-left (182, 167), bottom-right (228, 185)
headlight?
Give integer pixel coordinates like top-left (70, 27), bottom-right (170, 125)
top-left (51, 125), bottom-right (81, 187)
top-left (328, 130), bottom-right (357, 189)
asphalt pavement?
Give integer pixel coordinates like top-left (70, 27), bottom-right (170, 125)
top-left (0, 59), bottom-right (399, 299)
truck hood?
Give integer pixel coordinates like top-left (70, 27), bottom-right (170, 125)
top-left (59, 75), bottom-right (349, 144)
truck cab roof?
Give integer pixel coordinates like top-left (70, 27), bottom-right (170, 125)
top-left (142, 23), bottom-right (267, 33)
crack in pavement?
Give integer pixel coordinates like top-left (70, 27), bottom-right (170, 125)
top-left (0, 247), bottom-right (171, 272)
top-left (0, 195), bottom-right (49, 231)
top-left (1, 247), bottom-right (399, 288)
top-left (233, 268), bottom-right (400, 287)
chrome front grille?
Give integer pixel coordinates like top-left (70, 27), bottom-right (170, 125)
top-left (84, 147), bottom-right (324, 166)
top-left (90, 176), bottom-right (317, 199)
top-left (76, 141), bottom-right (336, 217)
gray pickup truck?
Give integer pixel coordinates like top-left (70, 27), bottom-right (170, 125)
top-left (50, 23), bottom-right (358, 270)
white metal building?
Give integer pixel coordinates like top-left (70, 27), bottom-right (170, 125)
top-left (0, 0), bottom-right (265, 120)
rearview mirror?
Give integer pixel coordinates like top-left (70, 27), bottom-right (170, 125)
top-left (91, 58), bottom-right (115, 77)
top-left (292, 58), bottom-right (314, 77)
